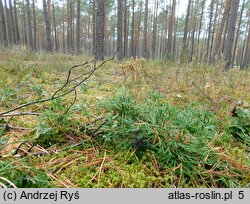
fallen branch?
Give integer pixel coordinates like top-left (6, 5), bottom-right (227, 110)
top-left (0, 49), bottom-right (118, 117)
top-left (1, 112), bottom-right (39, 117)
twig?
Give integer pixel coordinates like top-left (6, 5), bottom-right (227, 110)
top-left (0, 124), bottom-right (30, 131)
top-left (52, 60), bottom-right (94, 98)
top-left (1, 112), bottom-right (39, 117)
top-left (0, 49), bottom-right (118, 117)
top-left (0, 116), bottom-right (14, 135)
top-left (91, 119), bottom-right (107, 138)
top-left (97, 152), bottom-right (106, 187)
top-left (85, 116), bottom-right (106, 126)
top-left (63, 89), bottom-right (77, 115)
top-left (14, 141), bottom-right (29, 155)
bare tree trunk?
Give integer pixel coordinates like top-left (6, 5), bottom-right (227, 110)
top-left (211, 0), bottom-right (231, 62)
top-left (181, 0), bottom-right (192, 62)
top-left (168, 0), bottom-right (175, 56)
top-left (43, 0), bottom-right (52, 52)
top-left (0, 0), bottom-right (8, 46)
top-left (206, 0), bottom-right (214, 62)
top-left (172, 0), bottom-right (177, 57)
top-left (131, 0), bottom-right (135, 58)
top-left (152, 0), bottom-right (158, 59)
top-left (196, 0), bottom-right (205, 62)
top-left (76, 0), bottom-right (81, 54)
top-left (62, 2), bottom-right (65, 53)
top-left (135, 0), bottom-right (142, 57)
top-left (209, 0), bottom-right (219, 62)
top-left (123, 0), bottom-right (128, 58)
top-left (4, 0), bottom-right (10, 45)
top-left (92, 0), bottom-right (96, 55)
top-left (95, 0), bottom-right (105, 61)
top-left (117, 0), bottom-right (123, 60)
top-left (52, 1), bottom-right (58, 52)
top-left (8, 0), bottom-right (15, 44)
top-left (242, 11), bottom-right (250, 68)
top-left (67, 0), bottom-right (72, 52)
top-left (232, 0), bottom-right (245, 67)
top-left (13, 0), bottom-right (20, 43)
top-left (32, 0), bottom-right (37, 51)
top-left (240, 12), bottom-right (249, 69)
top-left (224, 0), bottom-right (240, 71)
top-left (22, 0), bottom-right (27, 47)
top-left (189, 0), bottom-right (197, 62)
top-left (143, 0), bottom-right (149, 59)
top-left (26, 0), bottom-right (33, 51)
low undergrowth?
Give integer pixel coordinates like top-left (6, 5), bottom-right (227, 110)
top-left (0, 51), bottom-right (249, 188)
top-left (97, 90), bottom-right (249, 187)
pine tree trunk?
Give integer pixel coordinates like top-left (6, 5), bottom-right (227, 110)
top-left (8, 0), bottom-right (15, 44)
top-left (123, 0), bottom-right (128, 58)
top-left (62, 2), bottom-right (65, 53)
top-left (131, 0), bottom-right (135, 58)
top-left (52, 2), bottom-right (58, 52)
top-left (92, 0), bottom-right (96, 55)
top-left (224, 0), bottom-right (240, 71)
top-left (172, 0), bottom-right (177, 57)
top-left (26, 0), bottom-right (33, 51)
top-left (242, 11), bottom-right (250, 68)
top-left (32, 0), bottom-right (37, 51)
top-left (206, 0), bottom-right (214, 62)
top-left (76, 0), bottom-right (81, 54)
top-left (117, 0), bottom-right (123, 60)
top-left (181, 0), bottom-right (192, 62)
top-left (13, 0), bottom-right (20, 43)
top-left (0, 0), bottom-right (8, 46)
top-left (152, 0), bottom-right (158, 59)
top-left (143, 0), bottom-right (148, 59)
top-left (196, 0), bottom-right (205, 62)
top-left (95, 0), bottom-right (105, 61)
top-left (232, 0), bottom-right (245, 67)
top-left (209, 0), bottom-right (219, 63)
top-left (43, 0), bottom-right (52, 52)
top-left (168, 0), bottom-right (175, 56)
top-left (211, 0), bottom-right (231, 62)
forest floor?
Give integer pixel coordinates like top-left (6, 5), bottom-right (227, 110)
top-left (0, 49), bottom-right (250, 188)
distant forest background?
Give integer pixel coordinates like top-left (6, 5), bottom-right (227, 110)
top-left (0, 0), bottom-right (250, 70)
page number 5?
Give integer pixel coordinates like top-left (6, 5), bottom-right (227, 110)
top-left (238, 191), bottom-right (244, 200)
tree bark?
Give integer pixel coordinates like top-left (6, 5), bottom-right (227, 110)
top-left (242, 11), bottom-right (250, 68)
top-left (13, 0), bottom-right (20, 43)
top-left (32, 0), bottom-right (37, 51)
top-left (181, 0), bottom-right (192, 62)
top-left (52, 1), bottom-right (58, 52)
top-left (131, 0), bottom-right (135, 58)
top-left (206, 0), bottom-right (214, 62)
top-left (43, 0), bottom-right (52, 52)
top-left (211, 0), bottom-right (231, 62)
top-left (117, 0), bottom-right (123, 60)
top-left (76, 0), bottom-right (81, 54)
top-left (232, 0), bottom-right (245, 67)
top-left (0, 0), bottom-right (8, 46)
top-left (123, 0), bottom-right (128, 58)
top-left (152, 0), bottom-right (158, 59)
top-left (224, 0), bottom-right (240, 71)
top-left (26, 0), bottom-right (33, 51)
top-left (95, 0), bottom-right (105, 61)
top-left (143, 0), bottom-right (149, 59)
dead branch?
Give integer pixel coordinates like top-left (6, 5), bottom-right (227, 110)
top-left (52, 60), bottom-right (94, 98)
top-left (1, 112), bottom-right (39, 117)
top-left (63, 89), bottom-right (77, 116)
top-left (0, 49), bottom-right (118, 117)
